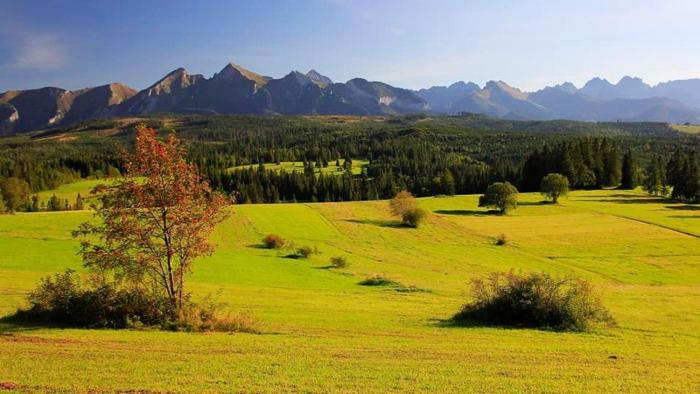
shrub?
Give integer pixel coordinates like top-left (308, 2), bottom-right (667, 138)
top-left (330, 256), bottom-right (348, 268)
top-left (453, 271), bottom-right (615, 332)
top-left (359, 274), bottom-right (400, 287)
top-left (495, 234), bottom-right (508, 246)
top-left (262, 234), bottom-right (286, 249)
top-left (297, 246), bottom-right (313, 258)
top-left (10, 270), bottom-right (171, 328)
top-left (8, 269), bottom-right (257, 332)
top-left (402, 207), bottom-right (427, 228)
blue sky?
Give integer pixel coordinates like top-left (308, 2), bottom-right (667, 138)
top-left (2, 0), bottom-right (700, 92)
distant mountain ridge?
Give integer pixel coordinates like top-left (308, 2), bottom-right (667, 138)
top-left (418, 76), bottom-right (700, 123)
top-left (3, 62), bottom-right (700, 134)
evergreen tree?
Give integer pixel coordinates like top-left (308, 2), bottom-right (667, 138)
top-left (75, 193), bottom-right (84, 210)
top-left (620, 151), bottom-right (637, 189)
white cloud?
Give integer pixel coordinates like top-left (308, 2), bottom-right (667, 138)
top-left (0, 27), bottom-right (67, 71)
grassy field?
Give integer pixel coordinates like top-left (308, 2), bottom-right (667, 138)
top-left (1, 188), bottom-right (699, 392)
top-left (35, 178), bottom-right (115, 207)
top-left (231, 159), bottom-right (369, 176)
top-left (671, 123), bottom-right (700, 134)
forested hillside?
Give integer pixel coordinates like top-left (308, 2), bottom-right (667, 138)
top-left (1, 114), bottom-right (699, 207)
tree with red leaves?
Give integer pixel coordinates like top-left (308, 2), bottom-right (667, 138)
top-left (75, 125), bottom-right (229, 314)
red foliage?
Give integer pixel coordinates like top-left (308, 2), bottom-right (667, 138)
top-left (75, 125), bottom-right (229, 311)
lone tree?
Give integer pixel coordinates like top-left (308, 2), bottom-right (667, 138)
top-left (75, 125), bottom-right (228, 315)
top-left (389, 190), bottom-right (427, 227)
top-left (0, 177), bottom-right (31, 212)
top-left (540, 173), bottom-right (569, 203)
top-left (479, 182), bottom-right (518, 214)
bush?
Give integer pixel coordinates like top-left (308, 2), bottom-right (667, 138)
top-left (330, 256), bottom-right (348, 268)
top-left (10, 270), bottom-right (171, 328)
top-left (495, 234), bottom-right (508, 246)
top-left (296, 246), bottom-right (314, 259)
top-left (402, 207), bottom-right (427, 228)
top-left (262, 234), bottom-right (286, 249)
top-left (8, 270), bottom-right (257, 333)
top-left (359, 274), bottom-right (400, 287)
top-left (453, 271), bottom-right (615, 332)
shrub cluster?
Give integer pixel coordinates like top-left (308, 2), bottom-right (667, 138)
top-left (453, 271), bottom-right (615, 332)
top-left (359, 274), bottom-right (400, 287)
top-left (8, 270), bottom-right (257, 333)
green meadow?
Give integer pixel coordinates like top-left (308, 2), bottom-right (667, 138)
top-left (231, 159), bottom-right (369, 176)
top-left (1, 188), bottom-right (699, 392)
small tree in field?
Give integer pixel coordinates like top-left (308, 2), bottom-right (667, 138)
top-left (389, 190), bottom-right (416, 217)
top-left (540, 173), bottom-right (569, 203)
top-left (389, 190), bottom-right (427, 227)
top-left (0, 177), bottom-right (31, 212)
top-left (74, 125), bottom-right (228, 316)
top-left (479, 182), bottom-right (518, 214)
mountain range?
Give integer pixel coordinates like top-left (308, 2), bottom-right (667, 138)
top-left (3, 62), bottom-right (700, 134)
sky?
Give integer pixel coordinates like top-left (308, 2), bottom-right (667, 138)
top-left (2, 0), bottom-right (700, 92)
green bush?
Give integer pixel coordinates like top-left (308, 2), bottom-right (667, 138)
top-left (330, 256), bottom-right (348, 268)
top-left (359, 274), bottom-right (400, 287)
top-left (10, 270), bottom-right (170, 328)
top-left (402, 207), bottom-right (427, 228)
top-left (262, 234), bottom-right (286, 249)
top-left (296, 246), bottom-right (314, 259)
top-left (453, 271), bottom-right (615, 332)
top-left (8, 270), bottom-right (257, 333)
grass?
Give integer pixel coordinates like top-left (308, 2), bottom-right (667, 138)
top-left (35, 178), bottom-right (116, 207)
top-left (230, 159), bottom-right (369, 176)
top-left (0, 188), bottom-right (699, 392)
top-left (671, 123), bottom-right (700, 134)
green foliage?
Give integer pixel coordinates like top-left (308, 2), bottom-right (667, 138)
top-left (479, 182), bottom-right (518, 214)
top-left (402, 207), bottom-right (427, 228)
top-left (0, 177), bottom-right (31, 212)
top-left (540, 173), bottom-right (569, 203)
top-left (10, 269), bottom-right (170, 328)
top-left (3, 114), bottom-right (697, 206)
top-left (453, 271), bottom-right (615, 332)
top-left (262, 234), bottom-right (286, 249)
top-left (295, 246), bottom-right (314, 259)
top-left (666, 150), bottom-right (700, 202)
top-left (330, 256), bottom-right (348, 269)
top-left (620, 151), bottom-right (638, 189)
top-left (359, 274), bottom-right (401, 287)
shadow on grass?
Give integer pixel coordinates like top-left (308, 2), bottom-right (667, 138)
top-left (0, 315), bottom-right (54, 333)
top-left (246, 244), bottom-right (270, 249)
top-left (518, 201), bottom-right (551, 206)
top-left (669, 215), bottom-right (700, 219)
top-left (434, 209), bottom-right (499, 216)
top-left (591, 198), bottom-right (668, 204)
top-left (345, 219), bottom-right (406, 228)
top-left (666, 205), bottom-right (700, 211)
top-left (428, 317), bottom-right (504, 329)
